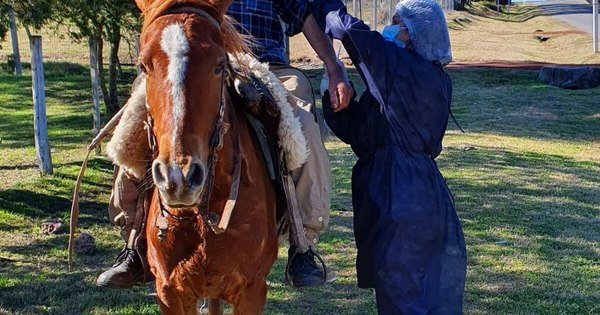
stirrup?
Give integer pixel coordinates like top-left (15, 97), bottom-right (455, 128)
top-left (284, 246), bottom-right (328, 286)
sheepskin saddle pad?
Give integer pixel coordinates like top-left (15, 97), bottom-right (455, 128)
top-left (106, 54), bottom-right (309, 181)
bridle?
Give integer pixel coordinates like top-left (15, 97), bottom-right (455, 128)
top-left (143, 6), bottom-right (241, 238)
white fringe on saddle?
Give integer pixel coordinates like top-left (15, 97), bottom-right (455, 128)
top-left (106, 76), bottom-right (149, 180)
top-left (106, 54), bottom-right (309, 180)
top-left (230, 53), bottom-right (309, 171)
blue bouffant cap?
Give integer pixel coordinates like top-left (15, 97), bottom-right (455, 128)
top-left (395, 0), bottom-right (452, 65)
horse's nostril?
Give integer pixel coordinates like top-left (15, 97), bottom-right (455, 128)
top-left (152, 161), bottom-right (168, 187)
top-left (187, 163), bottom-right (205, 188)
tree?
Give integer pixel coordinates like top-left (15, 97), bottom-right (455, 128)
top-left (57, 0), bottom-right (140, 117)
top-left (0, 0), bottom-right (58, 174)
top-left (0, 0), bottom-right (58, 35)
top-left (0, 7), bottom-right (9, 43)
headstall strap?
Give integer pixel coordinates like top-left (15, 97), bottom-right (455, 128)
top-left (198, 75), bottom-right (227, 232)
top-left (144, 114), bottom-right (158, 159)
top-left (149, 8), bottom-right (241, 239)
top-left (166, 6), bottom-right (222, 31)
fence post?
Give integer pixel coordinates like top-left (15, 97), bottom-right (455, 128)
top-left (9, 10), bottom-right (22, 76)
top-left (389, 0), bottom-right (394, 24)
top-left (373, 0), bottom-right (378, 30)
top-left (359, 0), bottom-right (362, 19)
top-left (89, 38), bottom-right (102, 151)
top-left (30, 36), bottom-right (53, 174)
top-left (593, 0), bottom-right (598, 53)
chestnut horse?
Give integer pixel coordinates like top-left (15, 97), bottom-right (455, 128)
top-left (135, 0), bottom-right (278, 314)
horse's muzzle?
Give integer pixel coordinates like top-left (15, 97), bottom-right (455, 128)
top-left (152, 159), bottom-right (206, 207)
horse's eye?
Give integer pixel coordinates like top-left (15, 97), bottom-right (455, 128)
top-left (139, 62), bottom-right (150, 74)
top-left (215, 60), bottom-right (227, 75)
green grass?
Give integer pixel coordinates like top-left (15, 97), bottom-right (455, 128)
top-left (1, 64), bottom-right (599, 314)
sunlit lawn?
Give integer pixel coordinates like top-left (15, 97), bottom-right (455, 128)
top-left (2, 3), bottom-right (600, 311)
top-left (1, 59), bottom-right (598, 314)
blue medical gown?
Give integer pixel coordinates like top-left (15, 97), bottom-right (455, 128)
top-left (312, 1), bottom-right (467, 313)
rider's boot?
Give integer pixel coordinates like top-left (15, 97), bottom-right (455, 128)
top-left (96, 246), bottom-right (150, 288)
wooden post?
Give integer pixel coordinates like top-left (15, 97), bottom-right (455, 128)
top-left (594, 0), bottom-right (599, 53)
top-left (9, 10), bottom-right (22, 76)
top-left (389, 0), bottom-right (394, 25)
top-left (89, 38), bottom-right (102, 149)
top-left (30, 36), bottom-right (53, 175)
top-left (359, 0), bottom-right (362, 19)
top-left (373, 0), bottom-right (378, 31)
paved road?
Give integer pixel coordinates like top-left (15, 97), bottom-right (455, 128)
top-left (531, 0), bottom-right (595, 33)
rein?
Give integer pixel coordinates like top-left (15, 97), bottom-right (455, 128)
top-left (68, 106), bottom-right (128, 271)
top-left (146, 7), bottom-right (241, 237)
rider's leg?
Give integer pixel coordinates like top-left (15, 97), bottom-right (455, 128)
top-left (270, 65), bottom-right (332, 287)
top-left (96, 166), bottom-right (147, 288)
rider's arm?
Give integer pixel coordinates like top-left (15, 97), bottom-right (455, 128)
top-left (274, 0), bottom-right (352, 111)
top-left (302, 13), bottom-right (352, 111)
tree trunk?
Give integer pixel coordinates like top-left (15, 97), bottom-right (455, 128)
top-left (135, 33), bottom-right (142, 75)
top-left (9, 9), bottom-right (22, 75)
top-left (106, 31), bottom-right (121, 116)
top-left (89, 37), bottom-right (102, 154)
top-left (96, 34), bottom-right (111, 116)
top-left (29, 35), bottom-right (53, 175)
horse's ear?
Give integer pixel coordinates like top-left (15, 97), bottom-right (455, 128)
top-left (134, 0), bottom-right (154, 13)
top-left (206, 0), bottom-right (234, 15)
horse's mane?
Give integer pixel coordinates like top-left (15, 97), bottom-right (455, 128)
top-left (141, 0), bottom-right (253, 56)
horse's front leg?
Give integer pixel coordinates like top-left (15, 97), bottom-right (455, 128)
top-left (207, 299), bottom-right (223, 315)
top-left (232, 280), bottom-right (267, 315)
top-left (156, 280), bottom-right (198, 315)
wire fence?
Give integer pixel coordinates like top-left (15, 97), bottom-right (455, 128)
top-left (0, 23), bottom-right (139, 65)
top-left (345, 0), bottom-right (455, 31)
top-left (0, 0), bottom-right (455, 65)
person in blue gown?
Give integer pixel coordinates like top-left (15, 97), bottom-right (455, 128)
top-left (311, 0), bottom-right (467, 313)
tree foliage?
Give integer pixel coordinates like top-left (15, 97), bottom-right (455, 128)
top-left (0, 0), bottom-right (58, 30)
top-left (56, 0), bottom-right (141, 116)
top-left (0, 0), bottom-right (58, 42)
top-left (0, 7), bottom-right (9, 44)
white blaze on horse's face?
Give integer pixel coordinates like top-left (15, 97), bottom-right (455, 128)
top-left (149, 21), bottom-right (209, 208)
top-left (160, 23), bottom-right (190, 158)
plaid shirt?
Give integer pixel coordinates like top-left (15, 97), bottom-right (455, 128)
top-left (227, 0), bottom-right (309, 64)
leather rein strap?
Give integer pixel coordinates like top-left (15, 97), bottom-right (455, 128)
top-left (148, 6), bottom-right (241, 235)
top-left (68, 106), bottom-right (127, 271)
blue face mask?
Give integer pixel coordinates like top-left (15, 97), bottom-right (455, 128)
top-left (381, 25), bottom-right (406, 48)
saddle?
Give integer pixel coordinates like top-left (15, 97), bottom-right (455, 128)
top-left (228, 69), bottom-right (299, 242)
top-left (230, 72), bottom-right (281, 181)
top-left (229, 68), bottom-right (326, 283)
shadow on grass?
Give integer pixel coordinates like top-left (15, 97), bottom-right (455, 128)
top-left (0, 62), bottom-right (138, 151)
top-left (0, 238), bottom-right (158, 315)
top-left (448, 68), bottom-right (600, 142)
top-left (0, 157), bottom-right (113, 231)
top-left (0, 189), bottom-right (107, 229)
top-left (264, 211), bottom-right (376, 315)
top-left (2, 61), bottom-right (598, 313)
top-left (443, 145), bottom-right (599, 235)
top-left (440, 146), bottom-right (599, 313)
top-left (309, 67), bottom-right (600, 142)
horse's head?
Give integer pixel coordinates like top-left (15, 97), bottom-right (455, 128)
top-left (136, 0), bottom-right (248, 207)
